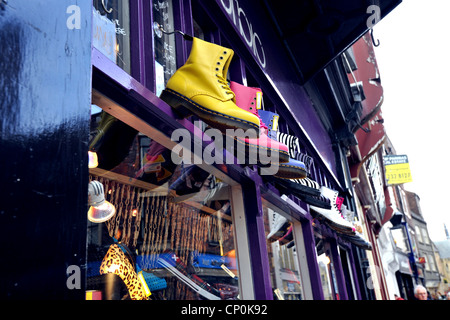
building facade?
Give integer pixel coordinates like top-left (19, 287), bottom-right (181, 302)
top-left (0, 0), bottom-right (402, 300)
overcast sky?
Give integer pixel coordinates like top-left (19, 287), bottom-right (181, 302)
top-left (373, 0), bottom-right (450, 241)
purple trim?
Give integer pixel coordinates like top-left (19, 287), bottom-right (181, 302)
top-left (329, 238), bottom-right (349, 300)
top-left (347, 247), bottom-right (362, 300)
top-left (129, 0), bottom-right (143, 83)
top-left (244, 169), bottom-right (274, 300)
top-left (302, 222), bottom-right (324, 300)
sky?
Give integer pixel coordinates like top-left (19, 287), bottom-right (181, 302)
top-left (373, 0), bottom-right (450, 241)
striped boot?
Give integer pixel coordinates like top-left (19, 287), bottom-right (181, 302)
top-left (258, 110), bottom-right (307, 179)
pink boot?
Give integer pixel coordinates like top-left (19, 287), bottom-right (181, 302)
top-left (230, 81), bottom-right (289, 164)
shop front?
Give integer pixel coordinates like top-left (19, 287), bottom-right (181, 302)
top-left (1, 0), bottom-right (400, 300)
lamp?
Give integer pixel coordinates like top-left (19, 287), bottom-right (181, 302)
top-left (88, 151), bottom-right (98, 168)
top-left (88, 180), bottom-right (116, 223)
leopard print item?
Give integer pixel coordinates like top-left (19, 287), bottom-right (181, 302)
top-left (99, 244), bottom-right (147, 300)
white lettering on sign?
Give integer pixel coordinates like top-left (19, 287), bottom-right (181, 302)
top-left (220, 0), bottom-right (266, 69)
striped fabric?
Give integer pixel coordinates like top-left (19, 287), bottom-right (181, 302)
top-left (290, 177), bottom-right (320, 190)
top-left (276, 131), bottom-right (313, 173)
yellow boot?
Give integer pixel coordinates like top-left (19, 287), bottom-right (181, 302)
top-left (160, 37), bottom-right (260, 135)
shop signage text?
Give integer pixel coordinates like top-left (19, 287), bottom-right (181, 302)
top-left (171, 121), bottom-right (279, 175)
top-left (219, 0), bottom-right (266, 69)
top-left (383, 154), bottom-right (413, 185)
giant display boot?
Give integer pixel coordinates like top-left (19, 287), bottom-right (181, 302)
top-left (258, 110), bottom-right (307, 179)
top-left (230, 81), bottom-right (290, 164)
top-left (160, 37), bottom-right (260, 134)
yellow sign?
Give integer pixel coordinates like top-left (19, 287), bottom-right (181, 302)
top-left (383, 155), bottom-right (413, 185)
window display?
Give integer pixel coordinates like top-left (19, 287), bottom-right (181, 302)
top-left (153, 0), bottom-right (177, 95)
top-left (86, 107), bottom-right (240, 300)
top-left (264, 206), bottom-right (305, 300)
top-left (93, 0), bottom-right (131, 74)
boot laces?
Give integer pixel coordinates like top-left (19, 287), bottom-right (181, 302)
top-left (216, 74), bottom-right (235, 98)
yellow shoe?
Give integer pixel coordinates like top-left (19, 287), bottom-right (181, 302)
top-left (160, 37), bottom-right (260, 135)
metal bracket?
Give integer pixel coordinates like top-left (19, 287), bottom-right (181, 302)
top-left (153, 22), bottom-right (193, 41)
top-left (370, 28), bottom-right (380, 47)
top-left (101, 0), bottom-right (113, 14)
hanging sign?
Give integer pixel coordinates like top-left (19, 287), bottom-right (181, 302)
top-left (383, 154), bottom-right (413, 185)
top-left (418, 257), bottom-right (426, 264)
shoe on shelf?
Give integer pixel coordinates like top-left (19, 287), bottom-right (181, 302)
top-left (160, 37), bottom-right (260, 134)
top-left (310, 187), bottom-right (355, 235)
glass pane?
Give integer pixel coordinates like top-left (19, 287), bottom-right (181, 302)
top-left (315, 237), bottom-right (335, 300)
top-left (93, 0), bottom-right (131, 74)
top-left (264, 206), bottom-right (304, 300)
top-left (391, 227), bottom-right (410, 253)
top-left (86, 108), bottom-right (239, 300)
top-left (153, 0), bottom-right (177, 96)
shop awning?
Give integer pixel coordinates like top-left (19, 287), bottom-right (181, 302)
top-left (262, 0), bottom-right (402, 84)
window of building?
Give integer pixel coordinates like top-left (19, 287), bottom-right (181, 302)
top-left (93, 0), bottom-right (131, 75)
top-left (427, 253), bottom-right (437, 272)
top-left (391, 227), bottom-right (410, 254)
top-left (86, 106), bottom-right (246, 300)
top-left (315, 236), bottom-right (337, 300)
top-left (263, 206), bottom-right (305, 300)
top-left (421, 227), bottom-right (430, 244)
top-left (153, 0), bottom-right (177, 95)
top-left (415, 226), bottom-right (423, 243)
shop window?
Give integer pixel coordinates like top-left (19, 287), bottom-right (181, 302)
top-left (339, 246), bottom-right (356, 300)
top-left (153, 0), bottom-right (177, 96)
top-left (315, 237), bottom-right (337, 300)
top-left (86, 107), bottom-right (241, 300)
top-left (263, 206), bottom-right (305, 300)
top-left (93, 0), bottom-right (131, 75)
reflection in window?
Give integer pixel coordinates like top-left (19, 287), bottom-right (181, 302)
top-left (153, 0), bottom-right (177, 96)
top-left (421, 227), bottom-right (430, 244)
top-left (391, 227), bottom-right (410, 253)
top-left (86, 109), bottom-right (239, 300)
top-left (315, 238), bottom-right (336, 300)
top-left (264, 207), bottom-right (304, 300)
top-left (92, 0), bottom-right (131, 74)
